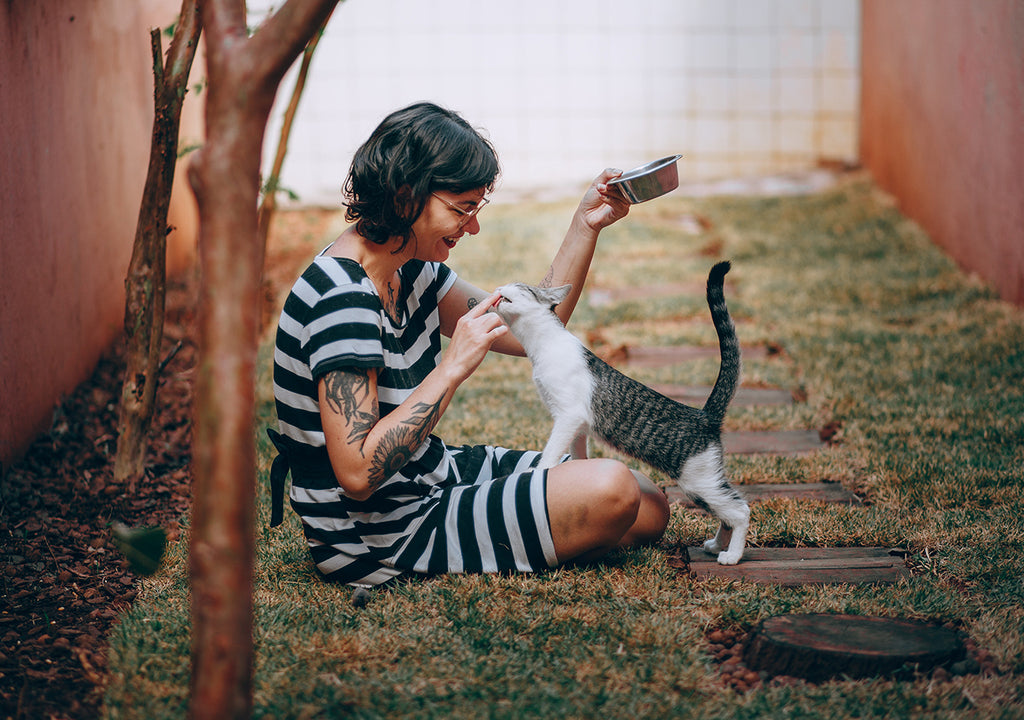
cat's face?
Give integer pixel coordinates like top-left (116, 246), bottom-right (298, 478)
top-left (492, 282), bottom-right (571, 324)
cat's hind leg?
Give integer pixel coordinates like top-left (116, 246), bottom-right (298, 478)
top-left (677, 445), bottom-right (749, 565)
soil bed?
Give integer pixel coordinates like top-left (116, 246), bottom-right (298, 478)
top-left (0, 273), bottom-right (197, 719)
top-left (0, 209), bottom-right (337, 720)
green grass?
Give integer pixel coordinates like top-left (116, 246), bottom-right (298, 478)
top-left (103, 178), bottom-right (1024, 718)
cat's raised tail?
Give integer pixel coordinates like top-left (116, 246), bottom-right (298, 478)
top-left (700, 261), bottom-right (741, 428)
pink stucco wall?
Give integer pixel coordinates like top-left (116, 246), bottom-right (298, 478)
top-left (860, 0), bottom-right (1024, 306)
top-left (0, 1), bottom-right (200, 469)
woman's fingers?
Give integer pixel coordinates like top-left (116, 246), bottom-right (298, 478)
top-left (467, 291), bottom-right (502, 317)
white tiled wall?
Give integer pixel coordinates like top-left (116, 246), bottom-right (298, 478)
top-left (251, 0), bottom-right (860, 204)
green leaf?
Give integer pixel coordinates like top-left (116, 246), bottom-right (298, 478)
top-left (111, 522), bottom-right (167, 576)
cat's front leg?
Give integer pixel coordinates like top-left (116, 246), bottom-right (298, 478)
top-left (536, 445), bottom-right (564, 470)
top-left (537, 419), bottom-right (587, 470)
top-left (570, 432), bottom-right (589, 460)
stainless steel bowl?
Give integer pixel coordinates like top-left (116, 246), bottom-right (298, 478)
top-left (608, 154), bottom-right (682, 203)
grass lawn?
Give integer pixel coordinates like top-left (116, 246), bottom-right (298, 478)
top-left (104, 178), bottom-right (1024, 718)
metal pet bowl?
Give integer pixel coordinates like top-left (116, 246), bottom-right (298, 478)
top-left (608, 154), bottom-right (682, 204)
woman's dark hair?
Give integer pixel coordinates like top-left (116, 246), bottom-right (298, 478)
top-left (342, 102), bottom-right (500, 249)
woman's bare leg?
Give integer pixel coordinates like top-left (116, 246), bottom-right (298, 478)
top-left (620, 469), bottom-right (671, 547)
top-left (546, 459), bottom-right (669, 564)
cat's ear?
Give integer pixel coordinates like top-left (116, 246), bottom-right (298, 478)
top-left (544, 284), bottom-right (572, 308)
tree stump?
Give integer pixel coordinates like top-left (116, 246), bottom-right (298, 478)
top-left (743, 614), bottom-right (965, 682)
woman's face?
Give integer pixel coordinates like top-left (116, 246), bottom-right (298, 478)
top-left (409, 188), bottom-right (488, 262)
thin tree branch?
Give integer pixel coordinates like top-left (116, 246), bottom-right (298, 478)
top-left (245, 0), bottom-right (338, 89)
top-left (256, 6), bottom-right (334, 250)
top-left (165, 0), bottom-right (203, 84)
top-left (114, 0), bottom-right (203, 485)
top-left (150, 28), bottom-right (165, 88)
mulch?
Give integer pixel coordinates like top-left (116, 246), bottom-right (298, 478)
top-left (1, 274), bottom-right (199, 720)
top-left (0, 208), bottom-right (336, 720)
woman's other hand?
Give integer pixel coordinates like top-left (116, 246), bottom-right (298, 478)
top-left (440, 292), bottom-right (507, 383)
top-left (577, 168), bottom-right (631, 232)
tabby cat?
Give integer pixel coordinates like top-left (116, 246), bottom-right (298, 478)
top-left (493, 261), bottom-right (748, 564)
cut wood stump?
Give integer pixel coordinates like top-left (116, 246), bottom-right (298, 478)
top-left (743, 614), bottom-right (965, 682)
top-left (675, 546), bottom-right (910, 585)
top-left (666, 482), bottom-right (861, 507)
top-left (648, 384), bottom-right (795, 407)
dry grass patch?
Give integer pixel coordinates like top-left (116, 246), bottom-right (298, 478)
top-left (104, 179), bottom-right (1024, 718)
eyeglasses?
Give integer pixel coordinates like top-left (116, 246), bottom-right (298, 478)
top-left (431, 192), bottom-right (489, 227)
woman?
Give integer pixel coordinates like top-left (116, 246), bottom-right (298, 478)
top-left (270, 102), bottom-right (669, 587)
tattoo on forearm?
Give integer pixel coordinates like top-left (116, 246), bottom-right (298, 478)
top-left (367, 394), bottom-right (446, 489)
top-left (467, 297), bottom-right (479, 311)
top-left (323, 369), bottom-right (379, 452)
top-left (539, 267), bottom-right (554, 288)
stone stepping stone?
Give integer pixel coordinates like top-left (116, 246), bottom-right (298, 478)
top-left (673, 546), bottom-right (910, 586)
top-left (743, 614), bottom-right (965, 682)
top-left (666, 482), bottom-right (860, 508)
top-left (616, 344), bottom-right (770, 367)
top-left (649, 383), bottom-right (795, 406)
top-left (723, 429), bottom-right (825, 455)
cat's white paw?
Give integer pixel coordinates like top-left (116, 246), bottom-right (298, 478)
top-left (716, 550), bottom-right (742, 565)
top-left (702, 537), bottom-right (723, 554)
top-left (535, 457), bottom-right (559, 471)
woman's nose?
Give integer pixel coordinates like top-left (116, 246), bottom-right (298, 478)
top-left (463, 215), bottom-right (482, 235)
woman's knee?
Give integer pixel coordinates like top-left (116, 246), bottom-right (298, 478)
top-left (632, 470), bottom-right (670, 525)
top-left (546, 459), bottom-right (655, 562)
top-left (587, 459), bottom-right (642, 524)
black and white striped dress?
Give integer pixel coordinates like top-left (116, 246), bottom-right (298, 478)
top-left (271, 253), bottom-right (558, 586)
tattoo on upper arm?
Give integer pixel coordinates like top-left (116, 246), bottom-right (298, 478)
top-left (322, 369), bottom-right (379, 451)
top-left (367, 394), bottom-right (446, 489)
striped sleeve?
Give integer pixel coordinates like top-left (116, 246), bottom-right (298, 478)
top-left (307, 282), bottom-right (384, 380)
top-left (273, 258), bottom-right (385, 444)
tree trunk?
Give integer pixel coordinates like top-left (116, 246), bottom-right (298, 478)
top-left (256, 7), bottom-right (334, 253)
top-left (114, 0), bottom-right (203, 487)
top-left (186, 2), bottom-right (338, 718)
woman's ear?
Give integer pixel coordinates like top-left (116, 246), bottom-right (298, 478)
top-left (393, 185), bottom-right (418, 222)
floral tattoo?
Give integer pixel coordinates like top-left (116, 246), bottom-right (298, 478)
top-left (368, 395), bottom-right (446, 489)
top-left (322, 369), bottom-right (379, 451)
top-left (322, 370), bottom-right (447, 489)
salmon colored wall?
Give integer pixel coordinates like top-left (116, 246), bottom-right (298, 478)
top-left (0, 1), bottom-right (201, 469)
top-left (860, 0), bottom-right (1024, 306)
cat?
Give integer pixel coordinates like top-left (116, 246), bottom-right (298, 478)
top-left (492, 261), bottom-right (749, 565)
